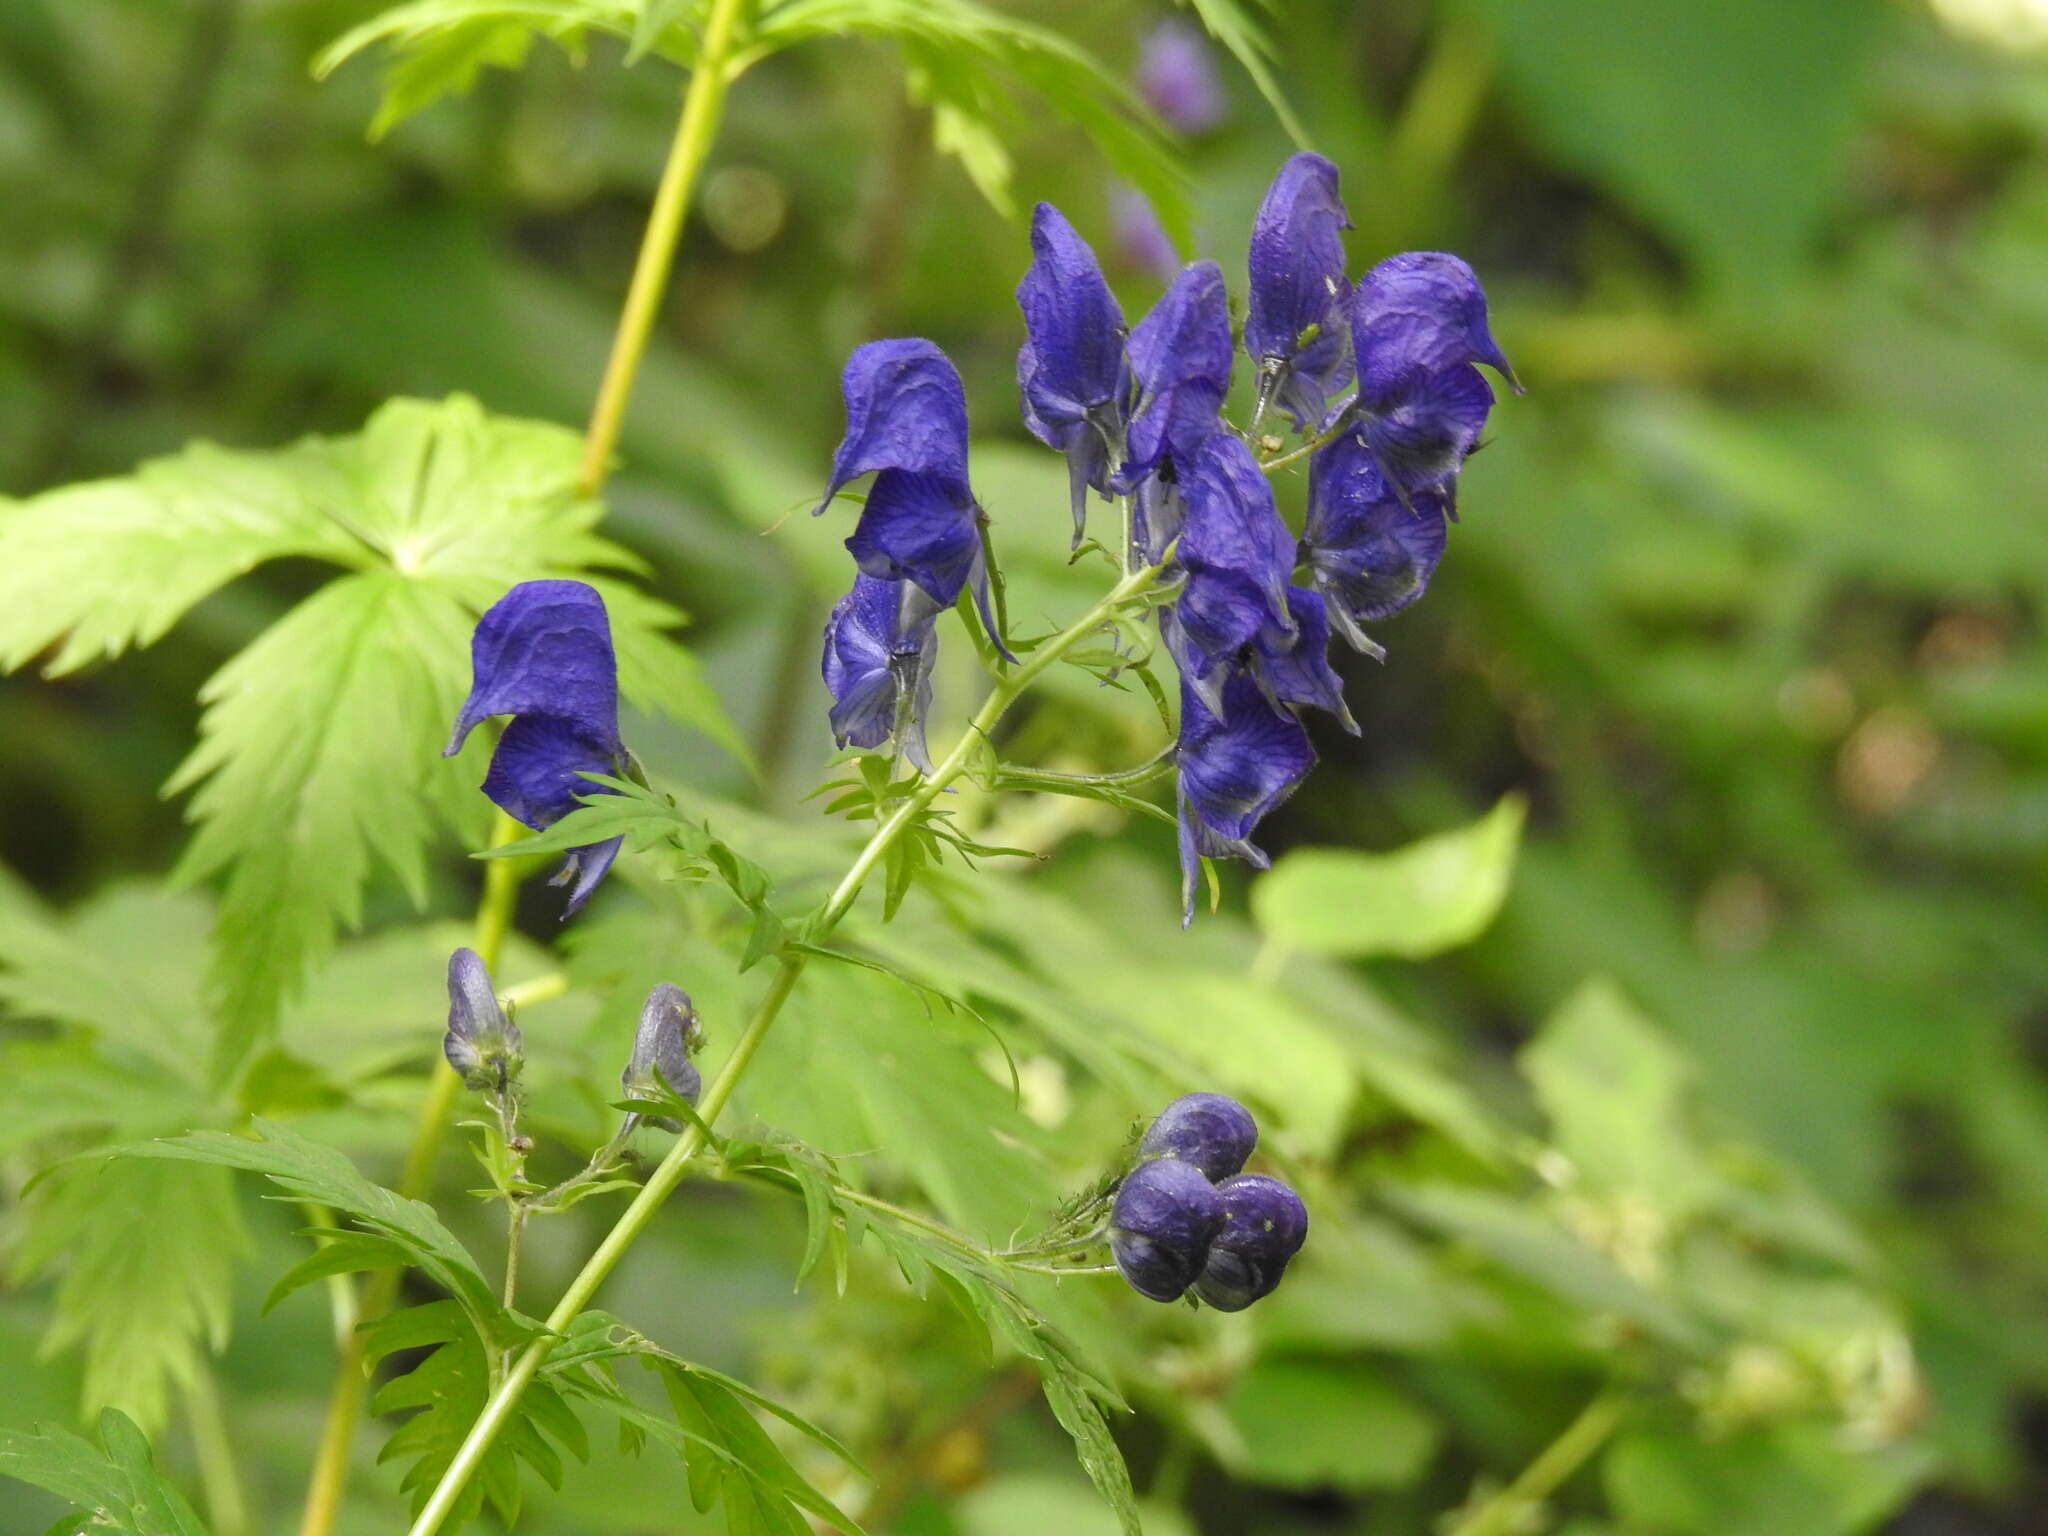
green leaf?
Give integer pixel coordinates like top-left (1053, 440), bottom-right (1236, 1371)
top-left (1251, 794), bottom-right (1525, 960)
top-left (0, 1409), bottom-right (209, 1536)
top-left (10, 1160), bottom-right (243, 1433)
top-left (1221, 1357), bottom-right (1440, 1491)
top-left (1180, 0), bottom-right (1307, 146)
top-left (1604, 1422), bottom-right (1929, 1536)
top-left (104, 1120), bottom-right (520, 1349)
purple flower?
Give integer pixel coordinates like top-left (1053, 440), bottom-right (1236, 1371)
top-left (1139, 1092), bottom-right (1258, 1181)
top-left (1246, 153), bottom-right (1356, 432)
top-left (444, 947), bottom-right (521, 1092)
top-left (622, 982), bottom-right (701, 1130)
top-left (821, 572), bottom-right (940, 771)
top-left (1303, 430), bottom-right (1449, 653)
top-left (1176, 670), bottom-right (1315, 922)
top-left (816, 340), bottom-right (1004, 652)
top-left (1191, 1173), bottom-right (1308, 1311)
top-left (1110, 183), bottom-right (1179, 283)
top-left (1351, 251), bottom-right (1519, 508)
top-left (1136, 18), bottom-right (1227, 136)
top-left (1162, 434), bottom-right (1296, 714)
top-left (1110, 1156), bottom-right (1226, 1302)
top-left (1017, 203), bottom-right (1130, 547)
top-left (1248, 587), bottom-right (1358, 734)
top-left (444, 580), bottom-right (626, 916)
top-left (1121, 261), bottom-right (1233, 491)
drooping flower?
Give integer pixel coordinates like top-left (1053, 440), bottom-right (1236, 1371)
top-left (1351, 251), bottom-right (1519, 508)
top-left (444, 579), bottom-right (627, 916)
top-left (1191, 1173), bottom-right (1308, 1311)
top-left (816, 341), bottom-right (1004, 651)
top-left (1136, 18), bottom-right (1227, 136)
top-left (1245, 152), bottom-right (1355, 432)
top-left (1248, 587), bottom-right (1358, 734)
top-left (1121, 261), bottom-right (1234, 490)
top-left (1303, 429), bottom-right (1449, 654)
top-left (1161, 434), bottom-right (1296, 713)
top-left (1138, 1092), bottom-right (1258, 1181)
top-left (1176, 669), bottom-right (1315, 922)
top-left (821, 572), bottom-right (940, 770)
top-left (1110, 1156), bottom-right (1226, 1302)
top-left (444, 947), bottom-right (522, 1092)
top-left (1016, 203), bottom-right (1130, 546)
top-left (621, 982), bottom-right (701, 1130)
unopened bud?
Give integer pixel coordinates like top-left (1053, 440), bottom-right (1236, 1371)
top-left (443, 947), bottom-right (523, 1093)
top-left (621, 983), bottom-right (702, 1127)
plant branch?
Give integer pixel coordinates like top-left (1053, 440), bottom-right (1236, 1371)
top-left (575, 0), bottom-right (754, 495)
top-left (181, 1365), bottom-right (249, 1536)
top-left (404, 560), bottom-right (1168, 1536)
top-left (1443, 1387), bottom-right (1628, 1536)
top-left (295, 808), bottom-right (530, 1536)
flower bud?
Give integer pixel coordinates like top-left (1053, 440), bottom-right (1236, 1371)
top-left (1190, 1173), bottom-right (1308, 1312)
top-left (443, 947), bottom-right (522, 1093)
top-left (621, 983), bottom-right (702, 1129)
top-left (1109, 1157), bottom-right (1225, 1302)
top-left (1138, 1092), bottom-right (1258, 1181)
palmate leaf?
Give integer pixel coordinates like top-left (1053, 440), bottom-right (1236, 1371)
top-left (1, 395), bottom-right (740, 1050)
top-left (0, 1409), bottom-right (209, 1536)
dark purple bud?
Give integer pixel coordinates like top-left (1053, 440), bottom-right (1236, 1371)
top-left (1249, 587), bottom-right (1357, 734)
top-left (1165, 435), bottom-right (1296, 715)
top-left (1136, 18), bottom-right (1227, 136)
top-left (1176, 671), bottom-right (1315, 924)
top-left (1246, 153), bottom-right (1355, 432)
top-left (1139, 1091), bottom-right (1258, 1181)
top-left (1191, 1173), bottom-right (1308, 1311)
top-left (443, 947), bottom-right (522, 1092)
top-left (1017, 203), bottom-right (1130, 547)
top-left (622, 982), bottom-right (701, 1129)
top-left (817, 340), bottom-right (1007, 654)
top-left (1121, 262), bottom-right (1233, 489)
top-left (821, 572), bottom-right (940, 771)
top-left (1110, 1156), bottom-right (1226, 1302)
top-left (1351, 252), bottom-right (1517, 505)
top-left (444, 580), bottom-right (626, 917)
top-left (1303, 431), bottom-right (1449, 653)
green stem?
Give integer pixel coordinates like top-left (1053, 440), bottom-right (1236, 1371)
top-left (405, 560), bottom-right (1168, 1536)
top-left (575, 0), bottom-right (754, 495)
top-left (1257, 416), bottom-right (1354, 477)
top-left (295, 810), bottom-right (529, 1536)
top-left (182, 1365), bottom-right (250, 1536)
top-left (1443, 1388), bottom-right (1628, 1536)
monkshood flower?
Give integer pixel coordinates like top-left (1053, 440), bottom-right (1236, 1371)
top-left (1161, 434), bottom-right (1295, 713)
top-left (1136, 17), bottom-right (1227, 136)
top-left (1303, 430), bottom-right (1449, 655)
top-left (1138, 1092), bottom-right (1258, 1181)
top-left (444, 947), bottom-right (522, 1093)
top-left (816, 339), bottom-right (1005, 651)
top-left (1121, 261), bottom-right (1233, 489)
top-left (1245, 153), bottom-right (1356, 432)
top-left (444, 579), bottom-right (626, 916)
top-left (1176, 670), bottom-right (1314, 922)
top-left (1248, 587), bottom-right (1359, 735)
top-left (1351, 251), bottom-right (1520, 508)
top-left (1191, 1173), bottom-right (1309, 1312)
top-left (1110, 183), bottom-right (1178, 283)
top-left (821, 572), bottom-right (939, 770)
top-left (1017, 203), bottom-right (1130, 546)
top-left (1110, 1156), bottom-right (1225, 1302)
top-left (621, 982), bottom-right (702, 1131)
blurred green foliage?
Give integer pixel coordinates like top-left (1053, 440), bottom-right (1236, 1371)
top-left (3, 0), bottom-right (2048, 1533)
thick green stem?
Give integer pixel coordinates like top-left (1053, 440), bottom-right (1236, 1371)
top-left (1443, 1388), bottom-right (1628, 1536)
top-left (405, 561), bottom-right (1167, 1536)
top-left (575, 0), bottom-right (753, 494)
top-left (295, 810), bottom-right (528, 1536)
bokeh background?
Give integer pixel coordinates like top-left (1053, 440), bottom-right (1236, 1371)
top-left (4, 0), bottom-right (2048, 1533)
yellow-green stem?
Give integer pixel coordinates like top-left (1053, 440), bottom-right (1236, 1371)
top-left (575, 0), bottom-right (753, 495)
top-left (405, 561), bottom-right (1166, 1536)
top-left (1443, 1388), bottom-right (1628, 1536)
top-left (296, 809), bottom-right (528, 1536)
top-left (182, 1365), bottom-right (249, 1536)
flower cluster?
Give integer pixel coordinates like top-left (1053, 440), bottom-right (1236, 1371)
top-left (1110, 1093), bottom-right (1308, 1310)
top-left (815, 153), bottom-right (1515, 919)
